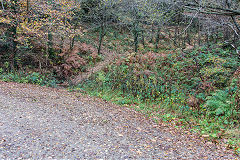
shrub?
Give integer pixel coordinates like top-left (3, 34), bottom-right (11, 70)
top-left (81, 45), bottom-right (240, 115)
top-left (0, 71), bottom-right (60, 88)
top-left (205, 90), bottom-right (234, 117)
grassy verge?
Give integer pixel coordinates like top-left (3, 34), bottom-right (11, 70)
top-left (72, 83), bottom-right (240, 155)
top-left (71, 45), bottom-right (240, 155)
top-left (0, 70), bottom-right (61, 88)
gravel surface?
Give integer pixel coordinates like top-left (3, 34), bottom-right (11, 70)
top-left (0, 81), bottom-right (238, 159)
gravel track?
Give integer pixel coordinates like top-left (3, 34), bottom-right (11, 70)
top-left (0, 81), bottom-right (238, 159)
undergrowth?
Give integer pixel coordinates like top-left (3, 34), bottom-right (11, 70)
top-left (0, 69), bottom-right (61, 87)
top-left (75, 44), bottom-right (240, 154)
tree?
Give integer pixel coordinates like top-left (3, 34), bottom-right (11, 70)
top-left (182, 0), bottom-right (240, 48)
top-left (0, 0), bottom-right (81, 70)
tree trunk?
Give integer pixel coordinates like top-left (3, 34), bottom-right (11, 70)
top-left (174, 27), bottom-right (177, 46)
top-left (132, 20), bottom-right (139, 52)
top-left (155, 27), bottom-right (160, 50)
top-left (98, 24), bottom-right (105, 55)
top-left (133, 28), bottom-right (138, 52)
top-left (48, 30), bottom-right (54, 59)
top-left (149, 24), bottom-right (154, 43)
top-left (141, 28), bottom-right (145, 48)
top-left (198, 21), bottom-right (201, 46)
top-left (9, 25), bottom-right (17, 71)
top-left (27, 0), bottom-right (29, 11)
top-left (70, 35), bottom-right (76, 50)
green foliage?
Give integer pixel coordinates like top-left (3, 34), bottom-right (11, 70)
top-left (205, 90), bottom-right (232, 117)
top-left (1, 0), bottom-right (239, 152)
top-left (81, 44), bottom-right (239, 111)
top-left (78, 44), bottom-right (240, 150)
top-left (0, 71), bottom-right (60, 87)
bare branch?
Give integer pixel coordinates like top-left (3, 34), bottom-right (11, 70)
top-left (177, 9), bottom-right (200, 36)
top-left (231, 16), bottom-right (240, 34)
top-left (1, 0), bottom-right (4, 10)
top-left (185, 3), bottom-right (240, 16)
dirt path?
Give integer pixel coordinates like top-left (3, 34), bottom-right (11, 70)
top-left (71, 47), bottom-right (118, 85)
top-left (0, 81), bottom-right (238, 159)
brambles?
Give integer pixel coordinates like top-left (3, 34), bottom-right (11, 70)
top-left (54, 48), bottom-right (87, 79)
top-left (53, 43), bottom-right (101, 80)
top-left (79, 44), bottom-right (240, 150)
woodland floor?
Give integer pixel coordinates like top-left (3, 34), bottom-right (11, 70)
top-left (0, 81), bottom-right (239, 159)
top-left (71, 47), bottom-right (118, 85)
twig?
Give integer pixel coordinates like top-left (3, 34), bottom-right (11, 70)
top-left (225, 22), bottom-right (240, 37)
top-left (177, 9), bottom-right (200, 36)
top-left (185, 3), bottom-right (240, 16)
top-left (1, 0), bottom-right (4, 10)
top-left (231, 16), bottom-right (240, 34)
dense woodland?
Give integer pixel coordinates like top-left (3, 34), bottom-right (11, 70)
top-left (0, 0), bottom-right (240, 153)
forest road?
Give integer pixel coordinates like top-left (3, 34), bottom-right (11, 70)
top-left (0, 81), bottom-right (238, 159)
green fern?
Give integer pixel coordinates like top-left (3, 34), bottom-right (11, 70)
top-left (205, 90), bottom-right (233, 117)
